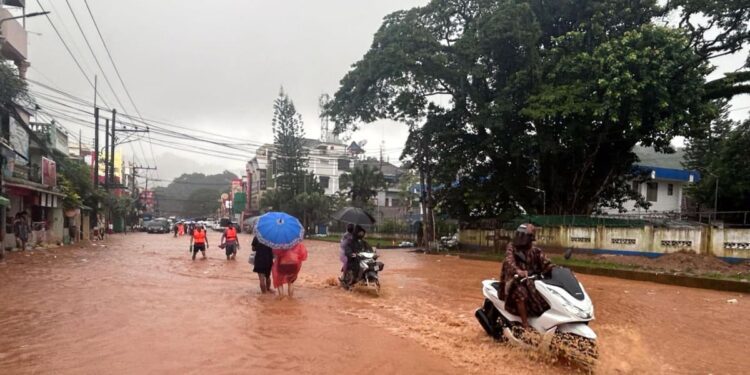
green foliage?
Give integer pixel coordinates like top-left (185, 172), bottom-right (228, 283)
top-left (685, 115), bottom-right (750, 216)
top-left (58, 176), bottom-right (82, 209)
top-left (339, 164), bottom-right (385, 208)
top-left (272, 88), bottom-right (309, 196)
top-left (0, 61), bottom-right (27, 111)
top-left (152, 171), bottom-right (236, 216)
top-left (261, 190), bottom-right (332, 231)
top-left (327, 0), bottom-right (747, 220)
top-left (52, 151), bottom-right (98, 209)
top-left (377, 219), bottom-right (409, 234)
top-left (183, 188), bottom-right (220, 217)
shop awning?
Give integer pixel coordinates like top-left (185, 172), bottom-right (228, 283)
top-left (4, 181), bottom-right (65, 197)
top-left (0, 196), bottom-right (9, 206)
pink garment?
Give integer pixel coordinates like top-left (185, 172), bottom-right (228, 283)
top-left (272, 243), bottom-right (308, 288)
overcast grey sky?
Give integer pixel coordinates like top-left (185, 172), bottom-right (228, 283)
top-left (20, 0), bottom-right (750, 184)
top-left (24, 0), bottom-right (425, 183)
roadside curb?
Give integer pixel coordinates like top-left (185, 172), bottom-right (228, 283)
top-left (446, 252), bottom-right (750, 294)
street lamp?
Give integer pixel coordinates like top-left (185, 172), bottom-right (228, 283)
top-left (526, 186), bottom-right (546, 215)
top-left (0, 11), bottom-right (50, 28)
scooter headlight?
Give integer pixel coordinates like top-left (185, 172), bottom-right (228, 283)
top-left (544, 286), bottom-right (592, 320)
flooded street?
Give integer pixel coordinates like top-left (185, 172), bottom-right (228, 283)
top-left (0, 233), bottom-right (748, 374)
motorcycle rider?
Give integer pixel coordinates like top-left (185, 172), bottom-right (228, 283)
top-left (340, 224), bottom-right (355, 273)
top-left (344, 225), bottom-right (373, 287)
top-left (499, 224), bottom-right (554, 329)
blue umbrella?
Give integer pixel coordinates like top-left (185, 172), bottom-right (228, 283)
top-left (254, 212), bottom-right (304, 249)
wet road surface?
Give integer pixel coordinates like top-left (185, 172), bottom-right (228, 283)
top-left (0, 233), bottom-right (748, 374)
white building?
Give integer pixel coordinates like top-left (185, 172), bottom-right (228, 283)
top-left (246, 139), bottom-right (354, 213)
top-left (606, 146), bottom-right (700, 214)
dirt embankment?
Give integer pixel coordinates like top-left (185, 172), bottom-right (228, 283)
top-left (574, 250), bottom-right (750, 279)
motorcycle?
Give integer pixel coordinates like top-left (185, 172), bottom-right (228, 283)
top-left (438, 233), bottom-right (459, 251)
top-left (475, 266), bottom-right (598, 367)
top-left (340, 251), bottom-right (385, 294)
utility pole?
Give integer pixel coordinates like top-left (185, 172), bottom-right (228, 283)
top-left (93, 108), bottom-right (100, 186)
top-left (104, 119), bottom-right (109, 188)
top-left (132, 165), bottom-right (157, 212)
top-left (110, 109), bottom-right (117, 186)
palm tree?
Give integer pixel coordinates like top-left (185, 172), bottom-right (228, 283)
top-left (340, 164), bottom-right (386, 208)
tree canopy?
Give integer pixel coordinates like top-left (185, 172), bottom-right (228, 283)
top-left (327, 0), bottom-right (750, 220)
top-left (339, 164), bottom-right (386, 208)
top-left (0, 62), bottom-right (26, 111)
top-left (686, 114), bottom-right (750, 216)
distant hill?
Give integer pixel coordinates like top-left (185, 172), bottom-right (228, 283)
top-left (154, 170), bottom-right (237, 217)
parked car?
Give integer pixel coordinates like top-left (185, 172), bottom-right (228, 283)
top-left (145, 220), bottom-right (170, 234)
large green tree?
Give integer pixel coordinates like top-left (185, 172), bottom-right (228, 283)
top-left (272, 88), bottom-right (308, 197)
top-left (686, 114), bottom-right (750, 217)
top-left (327, 0), bottom-right (749, 219)
top-left (183, 188), bottom-right (220, 218)
top-left (339, 164), bottom-right (386, 208)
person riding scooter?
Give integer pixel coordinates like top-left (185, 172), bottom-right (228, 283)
top-left (344, 225), bottom-right (373, 287)
top-left (498, 224), bottom-right (554, 329)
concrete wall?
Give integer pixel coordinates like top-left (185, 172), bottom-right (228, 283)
top-left (459, 225), bottom-right (750, 261)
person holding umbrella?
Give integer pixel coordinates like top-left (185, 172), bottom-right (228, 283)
top-left (251, 236), bottom-right (274, 293)
top-left (254, 212), bottom-right (307, 297)
top-left (333, 207), bottom-right (376, 287)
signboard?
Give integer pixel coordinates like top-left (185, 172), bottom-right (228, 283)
top-left (139, 190), bottom-right (155, 206)
top-left (9, 118), bottom-right (29, 166)
top-left (231, 178), bottom-right (242, 194)
top-left (232, 192), bottom-right (246, 214)
top-left (1, 142), bottom-right (15, 177)
top-left (41, 157), bottom-right (57, 187)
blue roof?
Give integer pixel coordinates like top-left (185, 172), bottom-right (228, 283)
top-left (636, 165), bottom-right (701, 182)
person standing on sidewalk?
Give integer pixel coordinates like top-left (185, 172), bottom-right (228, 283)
top-left (190, 225), bottom-right (209, 261)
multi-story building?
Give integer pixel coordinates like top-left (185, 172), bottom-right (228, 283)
top-left (245, 138), bottom-right (354, 214)
top-left (1, 2), bottom-right (77, 248)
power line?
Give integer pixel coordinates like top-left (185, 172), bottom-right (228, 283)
top-left (33, 0), bottom-right (111, 108)
top-left (81, 0), bottom-right (142, 119)
top-left (63, 0), bottom-right (127, 111)
top-left (81, 0), bottom-right (158, 173)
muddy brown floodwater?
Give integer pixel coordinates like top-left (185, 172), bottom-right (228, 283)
top-left (0, 233), bottom-right (748, 374)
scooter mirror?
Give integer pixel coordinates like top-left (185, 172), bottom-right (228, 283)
top-left (564, 248), bottom-right (573, 260)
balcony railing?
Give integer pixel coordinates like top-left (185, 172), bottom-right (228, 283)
top-left (0, 7), bottom-right (28, 62)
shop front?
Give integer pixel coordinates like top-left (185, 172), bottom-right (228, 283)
top-left (4, 177), bottom-right (64, 248)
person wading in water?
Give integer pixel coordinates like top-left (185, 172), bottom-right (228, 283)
top-left (221, 223), bottom-right (239, 260)
top-left (498, 224), bottom-right (554, 329)
top-left (251, 236), bottom-right (274, 293)
top-left (190, 225), bottom-right (209, 260)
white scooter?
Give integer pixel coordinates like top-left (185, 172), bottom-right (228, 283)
top-left (340, 251), bottom-right (384, 294)
top-left (475, 260), bottom-right (598, 366)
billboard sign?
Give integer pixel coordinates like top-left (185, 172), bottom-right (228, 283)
top-left (9, 118), bottom-right (29, 166)
top-left (42, 157), bottom-right (57, 187)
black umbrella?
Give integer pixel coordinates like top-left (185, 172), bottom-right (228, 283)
top-left (332, 207), bottom-right (376, 225)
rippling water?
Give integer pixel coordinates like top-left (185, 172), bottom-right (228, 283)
top-left (0, 233), bottom-right (747, 374)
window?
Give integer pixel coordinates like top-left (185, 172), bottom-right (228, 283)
top-left (631, 181), bottom-right (639, 193)
top-left (646, 182), bottom-right (658, 202)
top-left (338, 159), bottom-right (351, 171)
top-left (319, 176), bottom-right (330, 189)
top-left (667, 184), bottom-right (674, 196)
top-left (385, 198), bottom-right (390, 207)
top-left (391, 198), bottom-right (401, 207)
